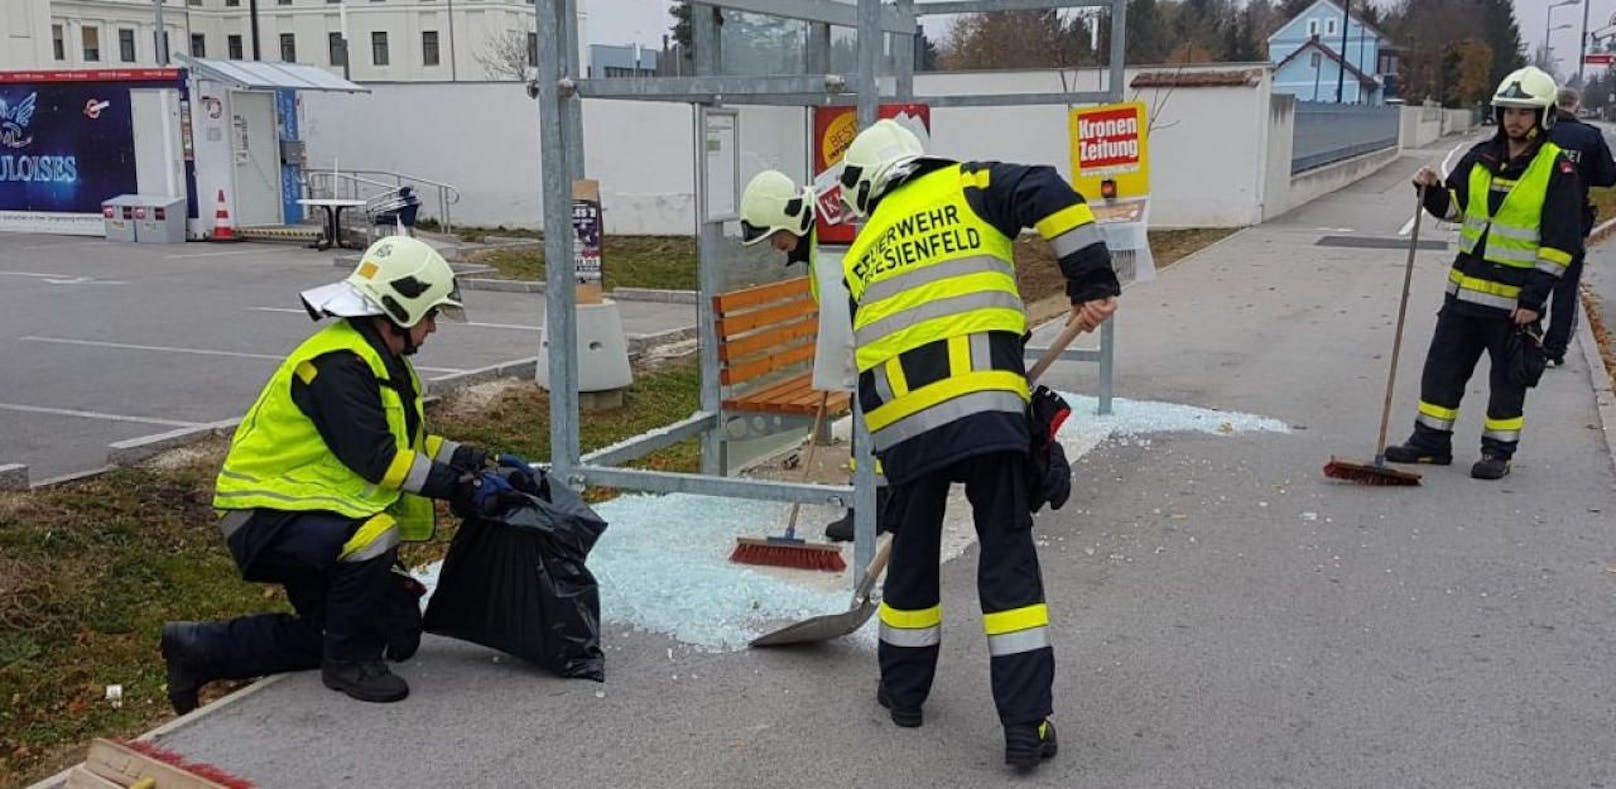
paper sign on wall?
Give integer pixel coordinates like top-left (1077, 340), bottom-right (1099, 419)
top-left (1068, 101), bottom-right (1150, 201)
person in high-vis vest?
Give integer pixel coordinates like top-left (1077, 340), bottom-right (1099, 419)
top-left (161, 237), bottom-right (515, 712)
top-left (738, 169), bottom-right (894, 543)
top-left (836, 119), bottom-right (1119, 770)
top-left (1387, 66), bottom-right (1583, 480)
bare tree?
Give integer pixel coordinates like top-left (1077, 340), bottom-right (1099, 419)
top-left (477, 29), bottom-right (535, 80)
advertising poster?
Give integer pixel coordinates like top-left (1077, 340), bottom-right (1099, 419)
top-left (572, 178), bottom-right (604, 303)
top-left (810, 103), bottom-right (930, 244)
top-left (0, 69), bottom-right (182, 234)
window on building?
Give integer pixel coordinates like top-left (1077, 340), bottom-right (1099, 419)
top-left (372, 31), bottom-right (389, 65)
top-left (527, 32), bottom-right (538, 67)
top-left (226, 0), bottom-right (240, 6)
top-left (280, 33), bottom-right (296, 62)
top-left (52, 24), bottom-right (64, 60)
top-left (119, 28), bottom-right (136, 62)
top-left (191, 33), bottom-right (206, 57)
top-left (278, 0), bottom-right (291, 4)
top-left (82, 27), bottom-right (100, 61)
top-left (228, 34), bottom-right (243, 59)
top-left (1326, 19), bottom-right (1337, 35)
top-left (329, 32), bottom-right (346, 65)
top-left (1307, 19), bottom-right (1319, 37)
top-left (422, 31), bottom-right (440, 66)
top-left (188, 0), bottom-right (202, 5)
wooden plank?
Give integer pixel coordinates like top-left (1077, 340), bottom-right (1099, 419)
top-left (720, 342), bottom-right (817, 386)
top-left (733, 372), bottom-right (813, 402)
top-left (717, 315), bottom-right (819, 362)
top-left (713, 298), bottom-right (815, 338)
top-left (712, 276), bottom-right (811, 313)
top-left (83, 739), bottom-right (233, 789)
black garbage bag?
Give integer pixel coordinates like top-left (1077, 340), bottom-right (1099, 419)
top-left (423, 463), bottom-right (609, 681)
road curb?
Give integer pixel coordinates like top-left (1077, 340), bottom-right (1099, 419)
top-left (1576, 291), bottom-right (1616, 482)
top-left (0, 463), bottom-right (28, 491)
top-left (105, 420), bottom-right (240, 467)
top-left (458, 278), bottom-right (699, 305)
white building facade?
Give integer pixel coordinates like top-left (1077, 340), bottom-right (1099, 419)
top-left (0, 0), bottom-right (586, 82)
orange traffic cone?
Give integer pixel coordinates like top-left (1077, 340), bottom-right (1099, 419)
top-left (212, 189), bottom-right (237, 242)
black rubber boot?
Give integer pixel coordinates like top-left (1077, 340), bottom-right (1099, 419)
top-left (1004, 719), bottom-right (1059, 770)
top-left (322, 659), bottom-right (410, 703)
top-left (160, 622), bottom-right (213, 715)
top-left (1470, 453), bottom-right (1511, 480)
top-left (1383, 443), bottom-right (1453, 465)
top-left (876, 682), bottom-right (922, 728)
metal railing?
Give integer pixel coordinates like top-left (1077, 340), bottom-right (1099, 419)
top-left (1291, 102), bottom-right (1401, 174)
top-left (301, 167), bottom-right (461, 233)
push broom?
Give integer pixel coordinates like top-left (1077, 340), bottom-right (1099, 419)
top-left (1324, 186), bottom-right (1426, 486)
top-left (731, 391), bottom-right (848, 572)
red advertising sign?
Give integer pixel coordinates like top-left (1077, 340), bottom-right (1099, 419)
top-left (811, 103), bottom-right (930, 245)
top-left (1584, 52), bottom-right (1616, 66)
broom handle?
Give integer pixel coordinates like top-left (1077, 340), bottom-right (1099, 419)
top-left (1028, 314), bottom-right (1092, 385)
top-left (1377, 186), bottom-right (1425, 460)
top-left (853, 536), bottom-right (895, 604)
top-left (784, 391), bottom-right (830, 538)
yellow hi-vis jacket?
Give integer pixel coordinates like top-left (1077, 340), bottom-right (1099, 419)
top-left (1451, 141), bottom-right (1576, 312)
top-left (843, 164), bottom-right (1030, 457)
top-left (213, 320), bottom-right (437, 551)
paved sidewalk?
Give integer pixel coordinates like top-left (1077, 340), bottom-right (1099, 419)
top-left (69, 139), bottom-right (1616, 788)
top-left (0, 235), bottom-right (694, 483)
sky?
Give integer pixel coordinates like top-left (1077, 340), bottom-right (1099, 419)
top-left (585, 0), bottom-right (1616, 76)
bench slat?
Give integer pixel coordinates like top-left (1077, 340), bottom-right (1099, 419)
top-left (718, 315), bottom-right (819, 362)
top-left (724, 374), bottom-right (851, 416)
top-left (712, 276), bottom-right (812, 313)
top-left (720, 342), bottom-right (817, 386)
top-left (714, 299), bottom-right (817, 338)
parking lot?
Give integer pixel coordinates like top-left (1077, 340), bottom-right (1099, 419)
top-left (0, 233), bottom-right (694, 482)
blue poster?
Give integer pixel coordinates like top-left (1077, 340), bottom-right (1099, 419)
top-left (0, 82), bottom-right (138, 213)
top-left (276, 88), bottom-right (303, 224)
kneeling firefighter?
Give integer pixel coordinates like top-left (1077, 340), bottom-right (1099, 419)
top-left (161, 236), bottom-right (520, 711)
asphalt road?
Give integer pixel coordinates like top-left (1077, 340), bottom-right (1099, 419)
top-left (0, 235), bottom-right (694, 482)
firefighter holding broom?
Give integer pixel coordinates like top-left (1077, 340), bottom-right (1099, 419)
top-left (835, 118), bottom-right (1118, 770)
top-left (1384, 66), bottom-right (1582, 480)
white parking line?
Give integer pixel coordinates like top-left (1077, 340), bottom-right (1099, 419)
top-left (252, 306), bottom-right (542, 332)
top-left (17, 335), bottom-right (466, 374)
top-left (166, 249), bottom-right (274, 259)
top-left (0, 401), bottom-right (203, 427)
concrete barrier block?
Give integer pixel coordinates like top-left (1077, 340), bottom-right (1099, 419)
top-left (0, 464), bottom-right (28, 491)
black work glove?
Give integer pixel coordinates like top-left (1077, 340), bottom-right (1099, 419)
top-left (448, 445), bottom-right (492, 474)
top-left (449, 470), bottom-right (517, 519)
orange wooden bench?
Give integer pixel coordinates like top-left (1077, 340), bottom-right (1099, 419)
top-left (712, 276), bottom-right (850, 422)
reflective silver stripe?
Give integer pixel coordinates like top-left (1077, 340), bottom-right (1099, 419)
top-left (1482, 429), bottom-right (1521, 442)
top-left (1416, 413), bottom-right (1456, 431)
top-left (1536, 258), bottom-right (1568, 276)
top-left (1483, 245), bottom-right (1537, 265)
top-left (213, 486), bottom-right (366, 512)
top-left (401, 454), bottom-right (433, 494)
top-left (872, 363), bottom-right (896, 404)
top-left (1449, 286), bottom-right (1517, 311)
top-left (217, 509), bottom-right (252, 540)
top-left (1048, 222), bottom-right (1103, 258)
top-left (1488, 223), bottom-right (1538, 241)
top-left (860, 255), bottom-right (1016, 305)
top-left (434, 438), bottom-right (461, 463)
top-left (969, 332), bottom-right (992, 372)
top-left (880, 623), bottom-right (941, 648)
top-left (340, 522), bottom-right (400, 563)
top-left (856, 290), bottom-right (1026, 348)
top-left (986, 626), bottom-right (1051, 657)
top-left (872, 389), bottom-right (1028, 450)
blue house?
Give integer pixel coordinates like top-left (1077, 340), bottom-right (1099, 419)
top-left (1267, 0), bottom-right (1397, 104)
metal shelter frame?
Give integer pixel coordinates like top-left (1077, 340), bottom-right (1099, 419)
top-left (535, 0), bottom-right (1126, 586)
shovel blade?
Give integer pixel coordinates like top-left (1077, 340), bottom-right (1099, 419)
top-left (749, 600), bottom-right (877, 648)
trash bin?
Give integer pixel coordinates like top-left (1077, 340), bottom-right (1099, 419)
top-left (101, 195), bottom-right (139, 242)
top-left (134, 195), bottom-right (187, 244)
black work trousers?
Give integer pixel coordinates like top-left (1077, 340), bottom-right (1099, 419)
top-left (1408, 307), bottom-right (1529, 459)
top-left (1544, 251), bottom-right (1585, 360)
top-left (191, 510), bottom-right (397, 680)
top-left (877, 451), bottom-right (1054, 727)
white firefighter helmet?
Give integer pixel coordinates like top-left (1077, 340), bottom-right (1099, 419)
top-left (739, 170), bottom-right (814, 246)
top-left (838, 118), bottom-right (927, 218)
top-left (1492, 66), bottom-right (1559, 130)
top-left (299, 236), bottom-right (465, 327)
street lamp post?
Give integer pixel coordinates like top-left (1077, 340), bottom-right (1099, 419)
top-left (1580, 0), bottom-right (1593, 85)
top-left (1548, 0), bottom-right (1579, 74)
